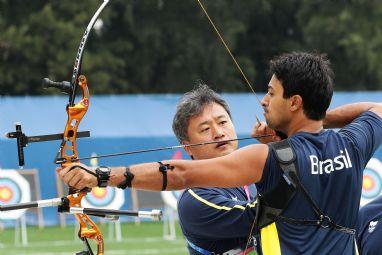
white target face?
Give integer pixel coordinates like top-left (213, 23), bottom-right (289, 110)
top-left (361, 158), bottom-right (382, 207)
top-left (0, 170), bottom-right (31, 219)
top-left (82, 186), bottom-right (124, 209)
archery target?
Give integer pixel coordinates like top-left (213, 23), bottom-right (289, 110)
top-left (361, 158), bottom-right (382, 207)
top-left (161, 150), bottom-right (184, 210)
top-left (0, 170), bottom-right (31, 219)
top-left (82, 186), bottom-right (124, 209)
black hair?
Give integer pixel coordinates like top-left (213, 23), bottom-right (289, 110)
top-left (269, 52), bottom-right (334, 120)
top-left (172, 81), bottom-right (231, 142)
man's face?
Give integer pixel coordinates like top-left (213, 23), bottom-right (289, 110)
top-left (183, 102), bottom-right (238, 160)
top-left (261, 74), bottom-right (290, 131)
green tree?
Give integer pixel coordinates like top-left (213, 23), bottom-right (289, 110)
top-left (1, 0), bottom-right (382, 95)
top-left (298, 0), bottom-right (382, 90)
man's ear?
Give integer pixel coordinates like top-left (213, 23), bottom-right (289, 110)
top-left (182, 140), bottom-right (193, 158)
top-left (289, 95), bottom-right (303, 112)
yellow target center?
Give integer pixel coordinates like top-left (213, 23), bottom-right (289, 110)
top-left (363, 176), bottom-right (374, 190)
top-left (0, 186), bottom-right (13, 201)
top-left (92, 187), bottom-right (107, 198)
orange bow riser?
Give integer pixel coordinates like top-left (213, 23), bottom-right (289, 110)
top-left (57, 75), bottom-right (90, 168)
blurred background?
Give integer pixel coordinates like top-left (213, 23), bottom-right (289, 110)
top-left (1, 0), bottom-right (382, 254)
top-left (2, 0), bottom-right (382, 96)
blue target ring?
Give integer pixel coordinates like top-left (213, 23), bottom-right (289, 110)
top-left (362, 168), bottom-right (382, 199)
top-left (0, 178), bottom-right (22, 204)
top-left (85, 187), bottom-right (116, 207)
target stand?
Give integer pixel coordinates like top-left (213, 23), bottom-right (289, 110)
top-left (161, 190), bottom-right (182, 240)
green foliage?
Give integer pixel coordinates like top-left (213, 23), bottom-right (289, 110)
top-left (298, 0), bottom-right (382, 90)
top-left (1, 0), bottom-right (381, 95)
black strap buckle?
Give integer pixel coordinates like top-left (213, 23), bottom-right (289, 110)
top-left (158, 162), bottom-right (174, 191)
top-left (318, 215), bottom-right (332, 228)
top-left (117, 167), bottom-right (134, 189)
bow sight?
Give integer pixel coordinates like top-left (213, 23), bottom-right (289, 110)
top-left (6, 123), bottom-right (90, 167)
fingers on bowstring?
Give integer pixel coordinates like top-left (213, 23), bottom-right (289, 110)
top-left (257, 122), bottom-right (268, 134)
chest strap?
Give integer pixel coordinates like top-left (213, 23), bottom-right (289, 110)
top-left (257, 139), bottom-right (355, 235)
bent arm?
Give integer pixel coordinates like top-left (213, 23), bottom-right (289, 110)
top-left (324, 102), bottom-right (382, 129)
top-left (109, 144), bottom-right (268, 191)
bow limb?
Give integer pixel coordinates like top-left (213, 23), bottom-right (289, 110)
top-left (65, 192), bottom-right (104, 255)
top-left (70, 0), bottom-right (110, 105)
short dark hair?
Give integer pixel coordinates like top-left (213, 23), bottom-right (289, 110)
top-left (172, 82), bottom-right (231, 142)
top-left (269, 52), bottom-right (334, 120)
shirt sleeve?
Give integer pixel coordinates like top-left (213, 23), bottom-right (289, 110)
top-left (338, 111), bottom-right (382, 168)
top-left (177, 187), bottom-right (257, 240)
top-left (255, 148), bottom-right (283, 194)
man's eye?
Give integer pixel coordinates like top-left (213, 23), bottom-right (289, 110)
top-left (219, 121), bottom-right (227, 125)
top-left (201, 127), bottom-right (210, 132)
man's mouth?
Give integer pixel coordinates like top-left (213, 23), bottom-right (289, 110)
top-left (216, 141), bottom-right (229, 148)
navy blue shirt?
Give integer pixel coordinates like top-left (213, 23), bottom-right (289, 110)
top-left (178, 185), bottom-right (257, 254)
top-left (357, 195), bottom-right (382, 254)
top-left (256, 111), bottom-right (382, 255)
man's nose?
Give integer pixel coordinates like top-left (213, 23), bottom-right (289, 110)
top-left (213, 125), bottom-right (225, 139)
top-left (261, 95), bottom-right (268, 109)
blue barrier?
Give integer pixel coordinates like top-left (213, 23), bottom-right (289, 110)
top-left (1, 92), bottom-right (381, 225)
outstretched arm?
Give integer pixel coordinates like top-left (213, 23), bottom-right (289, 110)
top-left (57, 144), bottom-right (269, 191)
top-left (324, 102), bottom-right (382, 128)
top-left (131, 144), bottom-right (268, 191)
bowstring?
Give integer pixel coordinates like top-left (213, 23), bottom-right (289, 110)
top-left (195, 0), bottom-right (262, 252)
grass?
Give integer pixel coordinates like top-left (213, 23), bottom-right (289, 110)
top-left (0, 221), bottom-right (188, 255)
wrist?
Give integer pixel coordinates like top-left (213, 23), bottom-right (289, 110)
top-left (117, 167), bottom-right (134, 189)
top-left (108, 167), bottom-right (128, 187)
top-left (95, 166), bottom-right (111, 187)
